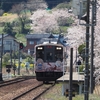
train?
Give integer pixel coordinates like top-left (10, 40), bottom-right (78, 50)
top-left (34, 42), bottom-right (67, 83)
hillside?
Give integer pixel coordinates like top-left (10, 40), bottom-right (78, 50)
top-left (0, 0), bottom-right (69, 12)
top-left (0, 14), bottom-right (17, 22)
top-left (45, 0), bottom-right (70, 8)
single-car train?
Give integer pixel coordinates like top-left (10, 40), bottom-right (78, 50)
top-left (34, 43), bottom-right (67, 83)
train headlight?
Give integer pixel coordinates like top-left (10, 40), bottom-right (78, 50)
top-left (56, 47), bottom-right (62, 50)
top-left (37, 47), bottom-right (43, 50)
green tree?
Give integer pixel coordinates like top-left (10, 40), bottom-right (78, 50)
top-left (2, 53), bottom-right (11, 66)
top-left (3, 22), bottom-right (14, 36)
top-left (78, 43), bottom-right (85, 61)
top-left (11, 4), bottom-right (30, 34)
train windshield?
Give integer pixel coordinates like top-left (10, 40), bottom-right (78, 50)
top-left (55, 46), bottom-right (63, 61)
top-left (36, 46), bottom-right (44, 61)
top-left (46, 52), bottom-right (53, 61)
top-left (36, 45), bottom-right (63, 62)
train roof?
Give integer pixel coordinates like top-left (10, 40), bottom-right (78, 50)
top-left (43, 41), bottom-right (57, 44)
top-left (35, 43), bottom-right (63, 47)
top-left (26, 33), bottom-right (59, 39)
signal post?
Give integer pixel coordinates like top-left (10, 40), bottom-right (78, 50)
top-left (0, 34), bottom-right (3, 81)
top-left (18, 42), bottom-right (24, 75)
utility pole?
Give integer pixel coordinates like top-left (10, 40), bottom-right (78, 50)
top-left (10, 42), bottom-right (12, 68)
top-left (0, 34), bottom-right (3, 81)
top-left (84, 0), bottom-right (90, 100)
top-left (90, 0), bottom-right (97, 93)
top-left (13, 40), bottom-right (16, 75)
top-left (18, 47), bottom-right (20, 75)
top-left (69, 48), bottom-right (73, 100)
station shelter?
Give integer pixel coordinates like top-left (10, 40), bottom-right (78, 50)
top-left (57, 72), bottom-right (84, 96)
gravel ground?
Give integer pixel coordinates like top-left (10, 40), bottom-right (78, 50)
top-left (0, 79), bottom-right (42, 100)
top-left (1, 72), bottom-right (100, 100)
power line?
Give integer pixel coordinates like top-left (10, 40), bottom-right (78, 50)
top-left (0, 1), bottom-right (68, 4)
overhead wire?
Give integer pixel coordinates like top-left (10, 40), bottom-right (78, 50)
top-left (0, 1), bottom-right (67, 4)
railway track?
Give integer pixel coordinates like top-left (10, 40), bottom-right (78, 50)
top-left (0, 78), bottom-right (26, 87)
top-left (12, 83), bottom-right (55, 100)
top-left (0, 78), bottom-right (47, 100)
top-left (0, 75), bottom-right (55, 100)
top-left (0, 76), bottom-right (35, 87)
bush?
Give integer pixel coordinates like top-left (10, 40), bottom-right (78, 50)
top-left (79, 64), bottom-right (85, 72)
top-left (57, 17), bottom-right (74, 26)
top-left (30, 64), bottom-right (34, 68)
top-left (3, 53), bottom-right (10, 63)
top-left (2, 13), bottom-right (12, 16)
top-left (3, 13), bottom-right (8, 16)
top-left (56, 2), bottom-right (71, 9)
top-left (78, 43), bottom-right (85, 61)
top-left (25, 56), bottom-right (33, 64)
top-left (2, 53), bottom-right (11, 67)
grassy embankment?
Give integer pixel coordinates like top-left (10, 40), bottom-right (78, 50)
top-left (42, 83), bottom-right (100, 100)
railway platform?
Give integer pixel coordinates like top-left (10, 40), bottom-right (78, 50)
top-left (57, 72), bottom-right (84, 95)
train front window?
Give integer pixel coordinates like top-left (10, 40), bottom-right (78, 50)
top-left (36, 46), bottom-right (44, 61)
top-left (46, 52), bottom-right (53, 61)
top-left (55, 46), bottom-right (63, 61)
